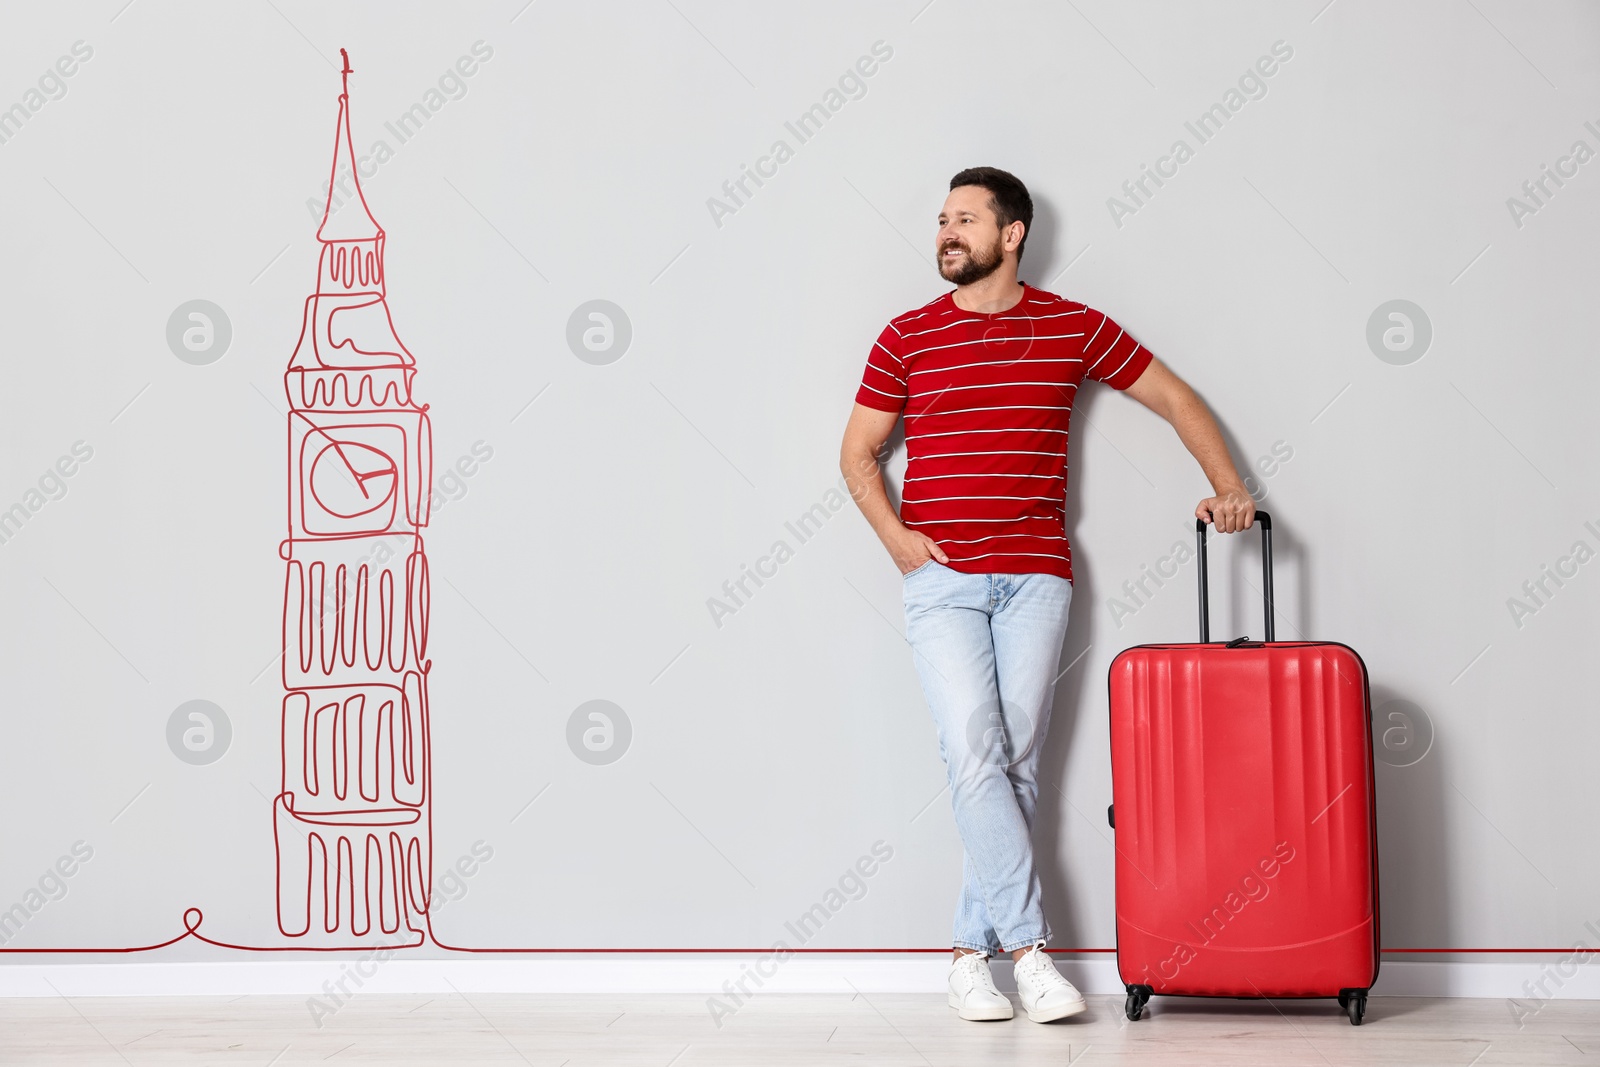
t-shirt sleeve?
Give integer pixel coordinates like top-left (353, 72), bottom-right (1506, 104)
top-left (854, 322), bottom-right (909, 413)
top-left (1081, 306), bottom-right (1154, 390)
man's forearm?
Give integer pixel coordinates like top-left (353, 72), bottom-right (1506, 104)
top-left (840, 447), bottom-right (905, 547)
top-left (1166, 385), bottom-right (1248, 495)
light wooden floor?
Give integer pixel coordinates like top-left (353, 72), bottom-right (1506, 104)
top-left (2, 992), bottom-right (1596, 1065)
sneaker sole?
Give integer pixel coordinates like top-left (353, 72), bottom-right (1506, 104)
top-left (948, 992), bottom-right (1014, 1021)
top-left (1025, 997), bottom-right (1087, 1023)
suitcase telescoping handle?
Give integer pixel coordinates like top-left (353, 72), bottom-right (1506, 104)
top-left (1195, 510), bottom-right (1273, 643)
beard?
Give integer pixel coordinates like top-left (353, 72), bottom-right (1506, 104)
top-left (938, 231), bottom-right (1005, 286)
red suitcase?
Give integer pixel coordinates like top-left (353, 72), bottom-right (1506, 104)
top-left (1107, 512), bottom-right (1380, 1025)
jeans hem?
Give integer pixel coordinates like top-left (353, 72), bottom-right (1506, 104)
top-left (998, 936), bottom-right (1048, 954)
top-left (952, 940), bottom-right (1000, 955)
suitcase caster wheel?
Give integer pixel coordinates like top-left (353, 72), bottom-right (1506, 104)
top-left (1344, 991), bottom-right (1367, 1025)
top-left (1124, 984), bottom-right (1151, 1021)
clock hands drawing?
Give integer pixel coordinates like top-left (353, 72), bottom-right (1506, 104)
top-left (308, 435), bottom-right (399, 519)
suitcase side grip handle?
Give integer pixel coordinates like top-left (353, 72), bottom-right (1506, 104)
top-left (1196, 510), bottom-right (1274, 642)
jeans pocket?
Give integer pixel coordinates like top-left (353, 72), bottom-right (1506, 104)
top-left (902, 559), bottom-right (936, 580)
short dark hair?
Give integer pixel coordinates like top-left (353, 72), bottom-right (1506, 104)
top-left (949, 166), bottom-right (1034, 261)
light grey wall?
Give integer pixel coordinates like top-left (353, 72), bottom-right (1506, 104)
top-left (0, 0), bottom-right (1595, 959)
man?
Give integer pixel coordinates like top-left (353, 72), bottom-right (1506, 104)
top-left (839, 166), bottom-right (1256, 1023)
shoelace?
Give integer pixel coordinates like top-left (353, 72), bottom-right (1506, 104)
top-left (956, 953), bottom-right (995, 987)
top-left (1018, 949), bottom-right (1070, 989)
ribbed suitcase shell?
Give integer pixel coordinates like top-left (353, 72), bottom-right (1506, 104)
top-left (1108, 639), bottom-right (1379, 998)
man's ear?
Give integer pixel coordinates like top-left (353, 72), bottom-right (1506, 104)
top-left (1004, 220), bottom-right (1025, 254)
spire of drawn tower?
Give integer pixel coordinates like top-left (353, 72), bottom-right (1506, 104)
top-left (287, 48), bottom-right (415, 394)
top-left (317, 48), bottom-right (384, 243)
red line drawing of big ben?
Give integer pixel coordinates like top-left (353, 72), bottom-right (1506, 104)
top-left (274, 50), bottom-right (433, 947)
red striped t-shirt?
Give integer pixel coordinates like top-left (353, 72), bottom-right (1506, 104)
top-left (854, 283), bottom-right (1153, 581)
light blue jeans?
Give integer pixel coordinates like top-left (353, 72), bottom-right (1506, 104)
top-left (901, 558), bottom-right (1073, 955)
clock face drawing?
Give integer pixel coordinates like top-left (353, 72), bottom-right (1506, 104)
top-left (295, 420), bottom-right (410, 536)
top-left (310, 440), bottom-right (398, 519)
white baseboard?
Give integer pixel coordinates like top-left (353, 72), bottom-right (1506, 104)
top-left (1370, 961), bottom-right (1600, 999)
top-left (1, 958), bottom-right (1597, 1000)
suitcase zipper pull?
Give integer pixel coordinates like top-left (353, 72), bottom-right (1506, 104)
top-left (1225, 636), bottom-right (1253, 648)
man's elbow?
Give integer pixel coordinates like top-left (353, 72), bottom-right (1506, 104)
top-left (839, 435), bottom-right (864, 477)
top-left (844, 427), bottom-right (891, 479)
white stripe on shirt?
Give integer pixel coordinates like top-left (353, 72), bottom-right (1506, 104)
top-left (1100, 345), bottom-right (1141, 383)
top-left (908, 404), bottom-right (1072, 418)
top-left (909, 380), bottom-right (1081, 398)
top-left (901, 309), bottom-right (1087, 340)
top-left (906, 472), bottom-right (1064, 481)
top-left (905, 516), bottom-right (1062, 525)
top-left (1083, 314), bottom-right (1109, 353)
top-left (1085, 328), bottom-right (1126, 375)
top-left (872, 341), bottom-right (906, 377)
top-left (935, 533), bottom-right (1068, 544)
top-left (902, 334), bottom-right (1090, 359)
top-left (903, 494), bottom-right (1061, 504)
top-left (911, 449), bottom-right (1065, 461)
top-left (906, 427), bottom-right (1067, 441)
top-left (908, 356), bottom-right (1083, 377)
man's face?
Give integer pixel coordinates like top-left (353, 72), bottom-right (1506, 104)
top-left (936, 186), bottom-right (1010, 286)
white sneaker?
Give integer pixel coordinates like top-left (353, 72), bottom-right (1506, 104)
top-left (1013, 945), bottom-right (1087, 1022)
top-left (947, 951), bottom-right (1014, 1021)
